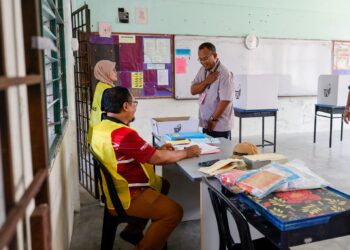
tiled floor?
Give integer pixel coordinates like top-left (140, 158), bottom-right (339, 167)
top-left (70, 131), bottom-right (350, 250)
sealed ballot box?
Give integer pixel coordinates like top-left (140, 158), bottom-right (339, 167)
top-left (151, 116), bottom-right (198, 136)
top-left (233, 74), bottom-right (279, 110)
top-left (317, 75), bottom-right (350, 106)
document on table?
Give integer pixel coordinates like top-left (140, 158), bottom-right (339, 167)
top-left (199, 159), bottom-right (246, 176)
top-left (174, 142), bottom-right (220, 155)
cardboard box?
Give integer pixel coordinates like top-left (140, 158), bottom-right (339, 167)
top-left (317, 75), bottom-right (350, 106)
top-left (233, 74), bottom-right (279, 110)
top-left (151, 117), bottom-right (198, 136)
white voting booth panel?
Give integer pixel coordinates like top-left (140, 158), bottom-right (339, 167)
top-left (317, 75), bottom-right (350, 106)
top-left (233, 74), bottom-right (279, 110)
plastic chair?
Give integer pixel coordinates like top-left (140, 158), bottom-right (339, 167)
top-left (90, 150), bottom-right (140, 250)
top-left (91, 149), bottom-right (168, 250)
top-left (202, 177), bottom-right (279, 250)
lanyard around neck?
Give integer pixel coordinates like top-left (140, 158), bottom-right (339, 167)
top-left (205, 61), bottom-right (220, 89)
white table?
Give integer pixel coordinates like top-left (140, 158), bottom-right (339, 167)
top-left (161, 138), bottom-right (263, 250)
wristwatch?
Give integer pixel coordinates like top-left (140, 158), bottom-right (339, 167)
top-left (210, 116), bottom-right (219, 122)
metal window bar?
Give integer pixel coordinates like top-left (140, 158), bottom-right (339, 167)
top-left (40, 0), bottom-right (68, 153)
top-left (45, 0), bottom-right (63, 24)
top-left (58, 0), bottom-right (68, 111)
top-left (47, 98), bottom-right (59, 109)
top-left (50, 7), bottom-right (61, 136)
top-left (45, 74), bottom-right (62, 85)
top-left (43, 25), bottom-right (56, 41)
top-left (72, 4), bottom-right (97, 198)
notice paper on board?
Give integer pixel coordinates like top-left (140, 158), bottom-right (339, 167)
top-left (98, 22), bottom-right (112, 38)
top-left (119, 35), bottom-right (136, 43)
top-left (144, 38), bottom-right (171, 63)
top-left (157, 69), bottom-right (169, 86)
top-left (131, 72), bottom-right (143, 88)
top-left (175, 57), bottom-right (187, 74)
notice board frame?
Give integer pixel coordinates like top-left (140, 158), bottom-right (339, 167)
top-left (89, 32), bottom-right (174, 99)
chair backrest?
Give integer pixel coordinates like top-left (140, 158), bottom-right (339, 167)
top-left (202, 177), bottom-right (255, 250)
top-left (90, 148), bottom-right (128, 217)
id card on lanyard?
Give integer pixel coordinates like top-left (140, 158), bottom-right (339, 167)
top-left (198, 61), bottom-right (221, 105)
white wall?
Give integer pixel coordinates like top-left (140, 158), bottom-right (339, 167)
top-left (49, 1), bottom-right (80, 250)
top-left (49, 122), bottom-right (79, 250)
top-left (132, 96), bottom-right (350, 144)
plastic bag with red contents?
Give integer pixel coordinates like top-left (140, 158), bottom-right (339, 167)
top-left (216, 169), bottom-right (248, 193)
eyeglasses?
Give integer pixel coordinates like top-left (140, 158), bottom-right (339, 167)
top-left (129, 100), bottom-right (138, 106)
top-left (197, 54), bottom-right (212, 62)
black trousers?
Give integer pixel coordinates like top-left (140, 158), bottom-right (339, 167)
top-left (203, 128), bottom-right (231, 140)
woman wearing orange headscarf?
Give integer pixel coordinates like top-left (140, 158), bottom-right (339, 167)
top-left (88, 60), bottom-right (117, 144)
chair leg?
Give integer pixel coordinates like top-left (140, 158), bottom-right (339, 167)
top-left (101, 207), bottom-right (118, 250)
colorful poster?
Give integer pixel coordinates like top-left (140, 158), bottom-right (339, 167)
top-left (175, 49), bottom-right (191, 58)
top-left (175, 57), bottom-right (187, 74)
top-left (157, 69), bottom-right (169, 86)
top-left (131, 72), bottom-right (143, 88)
top-left (333, 41), bottom-right (350, 74)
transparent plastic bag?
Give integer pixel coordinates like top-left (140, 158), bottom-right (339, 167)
top-left (236, 162), bottom-right (300, 198)
top-left (276, 159), bottom-right (329, 191)
top-left (216, 169), bottom-right (247, 193)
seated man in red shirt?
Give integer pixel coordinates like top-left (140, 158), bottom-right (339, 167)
top-left (91, 86), bottom-right (201, 250)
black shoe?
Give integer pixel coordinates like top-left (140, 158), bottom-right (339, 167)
top-left (120, 228), bottom-right (143, 246)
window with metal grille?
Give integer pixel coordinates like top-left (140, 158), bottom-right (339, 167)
top-left (40, 0), bottom-right (68, 159)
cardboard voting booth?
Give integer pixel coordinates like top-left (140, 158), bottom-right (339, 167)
top-left (317, 75), bottom-right (350, 106)
top-left (151, 117), bottom-right (198, 136)
top-left (233, 75), bottom-right (279, 110)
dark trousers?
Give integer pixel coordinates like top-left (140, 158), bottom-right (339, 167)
top-left (203, 128), bottom-right (231, 140)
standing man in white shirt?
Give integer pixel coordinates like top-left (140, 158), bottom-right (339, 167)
top-left (191, 42), bottom-right (234, 139)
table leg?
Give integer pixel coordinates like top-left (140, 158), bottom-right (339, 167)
top-left (274, 112), bottom-right (277, 153)
top-left (341, 113), bottom-right (344, 141)
top-left (200, 180), bottom-right (220, 250)
top-left (262, 116), bottom-right (265, 148)
top-left (239, 117), bottom-right (242, 143)
top-left (280, 232), bottom-right (290, 250)
top-left (313, 108), bottom-right (317, 143)
top-left (330, 112), bottom-right (333, 148)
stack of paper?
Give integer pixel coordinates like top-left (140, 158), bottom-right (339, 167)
top-left (174, 142), bottom-right (220, 155)
top-left (191, 137), bottom-right (221, 144)
top-left (199, 159), bottom-right (246, 176)
top-left (165, 139), bottom-right (190, 145)
top-left (199, 143), bottom-right (220, 155)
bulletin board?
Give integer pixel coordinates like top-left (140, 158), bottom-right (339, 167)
top-left (174, 35), bottom-right (332, 99)
top-left (332, 41), bottom-right (350, 74)
top-left (89, 33), bottom-right (174, 98)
